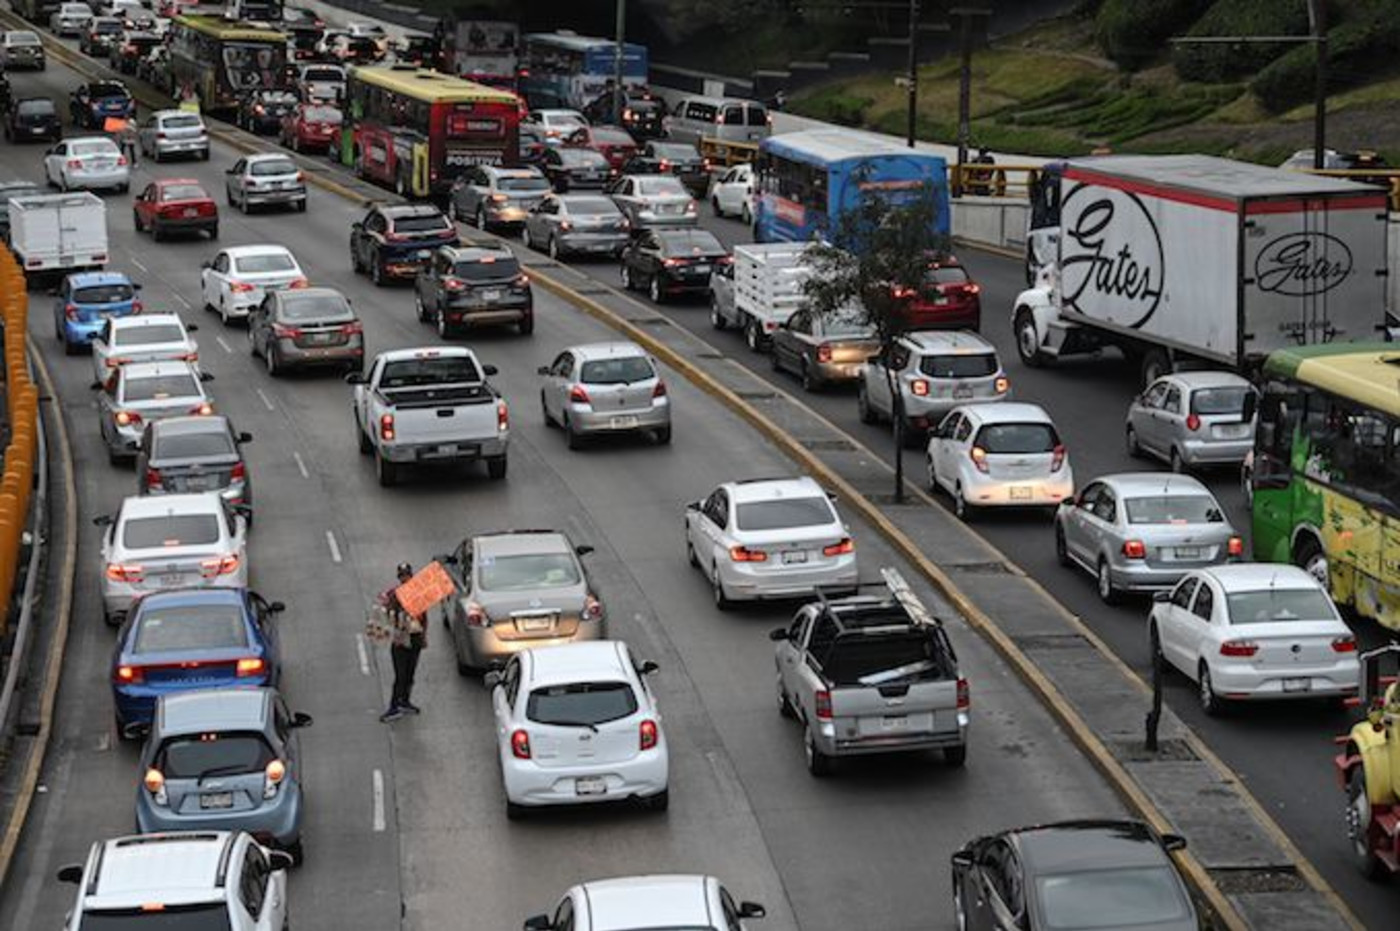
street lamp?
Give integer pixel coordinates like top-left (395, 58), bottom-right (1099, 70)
top-left (613, 0), bottom-right (627, 125)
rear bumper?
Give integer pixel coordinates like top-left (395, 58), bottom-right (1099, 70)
top-left (906, 302), bottom-right (981, 331)
top-left (502, 747), bottom-right (668, 808)
top-left (1180, 437), bottom-right (1252, 466)
top-left (961, 472), bottom-right (1073, 509)
top-left (1210, 660), bottom-right (1360, 700)
top-left (568, 402), bottom-right (670, 436)
top-left (717, 556), bottom-right (858, 602)
top-left (102, 571), bottom-right (248, 619)
top-left (814, 718), bottom-right (969, 758)
top-left (379, 436), bottom-right (509, 464)
top-left (460, 616), bottom-right (606, 668)
top-left (275, 337), bottom-right (363, 367)
top-left (61, 319), bottom-right (105, 345)
top-left (70, 168), bottom-right (130, 190)
top-left (244, 187), bottom-right (307, 205)
top-left (810, 360), bottom-right (866, 384)
top-left (154, 215), bottom-right (217, 234)
top-left (557, 232), bottom-right (628, 255)
top-left (154, 139), bottom-right (210, 158)
top-left (136, 783), bottom-right (302, 849)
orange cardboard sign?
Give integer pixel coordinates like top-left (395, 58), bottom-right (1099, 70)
top-left (394, 561), bottom-right (457, 618)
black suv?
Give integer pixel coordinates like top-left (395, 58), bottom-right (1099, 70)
top-left (584, 90), bottom-right (665, 139)
top-left (413, 245), bottom-right (533, 337)
top-left (4, 97), bottom-right (61, 143)
top-left (348, 203), bottom-right (459, 286)
top-left (621, 141), bottom-right (709, 194)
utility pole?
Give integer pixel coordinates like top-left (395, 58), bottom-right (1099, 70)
top-left (955, 11), bottom-right (972, 168)
top-left (1308, 0), bottom-right (1327, 170)
top-left (613, 0), bottom-right (627, 125)
top-left (904, 0), bottom-right (918, 148)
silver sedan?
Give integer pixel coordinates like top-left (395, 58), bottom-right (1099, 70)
top-left (522, 193), bottom-right (630, 260)
top-left (607, 174), bottom-right (698, 229)
top-left (538, 341), bottom-right (671, 447)
top-left (95, 361), bottom-right (215, 464)
top-left (1054, 472), bottom-right (1242, 604)
top-left (450, 165), bottom-right (551, 229)
top-left (1126, 371), bottom-right (1257, 472)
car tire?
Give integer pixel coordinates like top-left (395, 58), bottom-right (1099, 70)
top-left (475, 206), bottom-right (487, 230)
top-left (505, 800), bottom-right (527, 821)
top-left (296, 199), bottom-right (307, 214)
top-left (646, 788), bottom-right (669, 813)
top-left (648, 274), bottom-right (663, 304)
top-left (953, 876), bottom-right (969, 931)
top-left (414, 291), bottom-right (430, 323)
top-left (1346, 766), bottom-right (1386, 879)
top-left (926, 454), bottom-right (938, 493)
top-left (565, 415), bottom-right (584, 451)
top-left (1169, 446), bottom-right (1186, 474)
top-left (804, 726), bottom-right (831, 777)
top-left (776, 675), bottom-right (795, 719)
top-left (686, 536), bottom-right (699, 568)
top-left (711, 195), bottom-right (722, 216)
top-left (1141, 348), bottom-right (1172, 388)
top-left (1198, 662), bottom-right (1223, 716)
top-left (857, 385), bottom-right (876, 423)
top-left (152, 223), bottom-right (164, 243)
top-left (517, 314), bottom-right (533, 336)
top-left (711, 563), bottom-right (732, 611)
top-left (1054, 523), bottom-right (1070, 567)
top-left (285, 841), bottom-right (304, 866)
top-left (435, 309), bottom-right (452, 339)
top-left (541, 392), bottom-right (556, 427)
top-left (208, 224), bottom-right (218, 240)
top-left (800, 361), bottom-right (818, 392)
top-left (1125, 425), bottom-right (1141, 458)
top-left (709, 295), bottom-right (726, 330)
top-left (741, 202), bottom-right (753, 225)
top-left (370, 254), bottom-right (384, 287)
top-left (943, 744), bottom-right (968, 767)
top-left (486, 456), bottom-right (507, 480)
top-left (1295, 535), bottom-right (1328, 588)
top-left (265, 346), bottom-right (280, 377)
top-left (953, 484), bottom-right (975, 522)
top-left (654, 425), bottom-right (671, 445)
top-left (745, 318), bottom-right (763, 352)
top-left (1014, 308), bottom-right (1046, 368)
top-left (621, 263), bottom-right (633, 290)
top-left (1096, 558), bottom-right (1120, 605)
top-left (548, 236), bottom-right (560, 261)
top-left (375, 452), bottom-right (398, 487)
top-left (521, 224), bottom-right (533, 249)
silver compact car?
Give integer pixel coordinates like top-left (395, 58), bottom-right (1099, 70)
top-left (926, 402), bottom-right (1073, 520)
top-left (439, 530), bottom-right (607, 674)
top-left (248, 286), bottom-right (363, 375)
top-left (451, 164), bottom-right (552, 229)
top-left (522, 193), bottom-right (630, 260)
top-left (607, 174), bottom-right (698, 229)
top-left (769, 306), bottom-right (879, 391)
top-left (538, 341), bottom-right (671, 447)
top-left (858, 330), bottom-right (1010, 434)
top-left (43, 136), bottom-right (130, 192)
top-left (1055, 472), bottom-right (1242, 604)
top-left (95, 360), bottom-right (215, 463)
top-left (1126, 371), bottom-right (1257, 472)
top-left (684, 476), bottom-right (858, 609)
top-left (138, 109), bottom-right (210, 162)
top-left (524, 875), bottom-right (766, 931)
top-left (225, 153), bottom-right (307, 214)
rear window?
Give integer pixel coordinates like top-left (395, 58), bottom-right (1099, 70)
top-left (379, 356), bottom-right (480, 387)
top-left (278, 292), bottom-right (352, 321)
top-left (134, 604), bottom-right (248, 653)
top-left (122, 514), bottom-right (220, 549)
top-left (820, 309), bottom-right (873, 337)
top-left (558, 148), bottom-right (605, 166)
top-left (651, 143), bottom-right (696, 159)
top-left (113, 324), bottom-right (184, 347)
top-left (1036, 867), bottom-right (1190, 930)
top-left (391, 213), bottom-right (451, 233)
top-left (1191, 386), bottom-right (1253, 416)
top-left (527, 682), bottom-right (637, 727)
top-left (746, 104), bottom-right (768, 126)
top-left (233, 254), bottom-right (296, 274)
top-left (684, 102), bottom-right (717, 122)
top-left (73, 284), bottom-right (134, 304)
top-left (974, 422), bottom-right (1059, 454)
top-left (95, 20), bottom-right (123, 32)
top-left (637, 176), bottom-right (687, 196)
top-left (478, 553), bottom-right (580, 591)
top-left (580, 356), bottom-right (654, 385)
top-left (249, 159), bottom-right (297, 177)
top-left (160, 114), bottom-right (203, 130)
top-left (304, 106), bottom-right (341, 122)
top-left (304, 67), bottom-right (343, 82)
top-left (923, 265), bottom-right (969, 286)
top-left (920, 353), bottom-right (997, 379)
top-left (78, 905), bottom-right (234, 930)
top-left (821, 631), bottom-right (951, 686)
top-left (568, 197), bottom-right (618, 215)
top-left (16, 99), bottom-right (54, 115)
top-left (1226, 588), bottom-right (1338, 625)
top-left (153, 429), bottom-right (235, 460)
top-left (157, 733), bottom-right (274, 779)
top-left (593, 128), bottom-right (633, 144)
top-left (123, 373), bottom-right (200, 402)
top-left (499, 176), bottom-right (550, 193)
top-left (160, 183), bottom-right (207, 201)
top-left (1124, 495), bottom-right (1224, 525)
top-left (7, 33), bottom-right (40, 46)
top-left (658, 231), bottom-right (723, 255)
top-left (735, 496), bottom-right (835, 531)
top-left (71, 139), bottom-right (119, 156)
top-left (452, 255), bottom-right (520, 280)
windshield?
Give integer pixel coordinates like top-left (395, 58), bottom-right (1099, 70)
top-left (821, 310), bottom-right (874, 337)
top-left (113, 324), bottom-right (183, 346)
top-left (7, 33), bottom-right (40, 46)
top-left (161, 183), bottom-right (207, 201)
top-left (379, 357), bottom-right (479, 387)
top-left (527, 682), bottom-right (637, 727)
top-left (73, 284), bottom-right (134, 304)
top-left (153, 429), bottom-right (235, 460)
top-left (134, 604), bottom-right (248, 653)
top-left (1191, 386), bottom-right (1253, 416)
top-left (593, 129), bottom-right (633, 144)
top-left (923, 265), bottom-right (969, 286)
top-left (249, 159), bottom-right (297, 177)
top-left (16, 99), bottom-right (54, 115)
top-left (122, 514), bottom-right (220, 549)
top-left (580, 356), bottom-right (654, 385)
top-left (651, 143), bottom-right (697, 159)
top-left (638, 176), bottom-right (687, 196)
top-left (920, 353), bottom-right (997, 379)
top-left (735, 496), bottom-right (835, 531)
top-left (279, 292), bottom-right (352, 320)
top-left (974, 423), bottom-right (1058, 454)
top-left (568, 197), bottom-right (618, 215)
top-left (233, 254), bottom-right (296, 274)
top-left (453, 256), bottom-right (520, 280)
top-left (157, 733), bottom-right (274, 779)
top-left (1124, 495), bottom-right (1224, 524)
top-left (160, 114), bottom-right (203, 129)
top-left (304, 67), bottom-right (343, 82)
top-left (500, 176), bottom-right (550, 193)
top-left (1035, 867), bottom-right (1191, 930)
top-left (1226, 588), bottom-right (1338, 624)
top-left (391, 214), bottom-right (451, 233)
top-left (95, 20), bottom-right (122, 32)
top-left (122, 373), bottom-right (199, 402)
top-left (658, 231), bottom-right (722, 255)
top-left (559, 148), bottom-right (604, 166)
top-left (79, 905), bottom-right (233, 931)
top-left (478, 553), bottom-right (580, 591)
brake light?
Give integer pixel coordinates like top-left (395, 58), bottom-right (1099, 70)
top-left (490, 193), bottom-right (508, 203)
top-left (234, 656), bottom-right (265, 677)
top-left (443, 276), bottom-right (465, 292)
top-left (652, 380), bottom-right (667, 399)
top-left (288, 277), bottom-right (310, 289)
top-left (116, 664), bottom-right (143, 684)
top-left (956, 677), bottom-right (970, 710)
top-left (63, 302), bottom-right (79, 320)
top-left (497, 401), bottom-right (509, 432)
top-left (814, 690), bottom-right (832, 720)
top-left (379, 413), bottom-right (395, 441)
top-left (271, 323), bottom-right (303, 339)
top-left (254, 104), bottom-right (266, 115)
top-left (994, 376), bottom-right (1010, 394)
top-left (1122, 539), bottom-right (1147, 559)
top-left (341, 321), bottom-right (363, 335)
top-left (969, 446), bottom-right (989, 474)
top-left (143, 768), bottom-right (165, 794)
top-left (568, 385), bottom-right (590, 405)
top-left (1050, 444), bottom-right (1066, 473)
top-left (144, 467), bottom-right (162, 491)
top-left (684, 202), bottom-right (698, 214)
top-left (464, 602), bottom-right (488, 627)
top-left (67, 158), bottom-right (82, 169)
top-left (132, 300), bottom-right (143, 313)
top-left (658, 159), bottom-right (670, 171)
top-left (582, 594), bottom-right (604, 622)
top-left (1332, 636), bottom-right (1358, 653)
top-left (192, 402), bottom-right (214, 417)
top-left (910, 379), bottom-right (930, 397)
top-left (116, 155), bottom-right (127, 167)
top-left (1186, 413), bottom-right (1201, 432)
top-left (822, 538), bottom-right (854, 557)
top-left (964, 283), bottom-right (981, 294)
top-left (230, 461), bottom-right (246, 481)
top-left (639, 719), bottom-right (658, 750)
top-left (729, 545), bottom-right (767, 562)
top-left (114, 410), bottom-right (142, 427)
top-left (263, 758), bottom-right (285, 799)
top-left (105, 563), bottom-right (145, 582)
top-left (1227, 536), bottom-right (1244, 557)
top-left (175, 351), bottom-right (198, 363)
top-left (511, 729), bottom-right (531, 759)
top-left (816, 344), bottom-right (833, 363)
top-left (892, 286), bottom-right (916, 299)
top-left (663, 257), bottom-right (682, 267)
top-left (702, 157), bottom-right (712, 172)
top-left (230, 282), bottom-right (255, 293)
top-left (1220, 640), bottom-right (1259, 657)
top-left (200, 554), bottom-right (241, 578)
top-left (295, 171), bottom-right (305, 182)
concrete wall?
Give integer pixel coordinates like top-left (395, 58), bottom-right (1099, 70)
top-left (1391, 218), bottom-right (1400, 318)
top-left (951, 197), bottom-right (1028, 258)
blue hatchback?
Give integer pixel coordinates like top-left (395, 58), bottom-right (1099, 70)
top-left (111, 588), bottom-right (284, 739)
top-left (53, 271), bottom-right (141, 354)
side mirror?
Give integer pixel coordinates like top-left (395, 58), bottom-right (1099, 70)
top-left (738, 902), bottom-right (766, 920)
top-left (638, 660), bottom-right (659, 675)
top-left (345, 371), bottom-right (367, 385)
top-left (237, 431), bottom-right (253, 443)
top-left (56, 864), bottom-right (83, 884)
top-left (483, 670), bottom-right (504, 689)
top-left (685, 500), bottom-right (700, 511)
top-left (575, 544), bottom-right (594, 556)
top-left (536, 365), bottom-right (550, 376)
top-left (199, 371), bottom-right (214, 382)
top-left (1152, 591), bottom-right (1171, 603)
top-left (200, 260), bottom-right (211, 270)
top-left (93, 515), bottom-right (113, 527)
top-left (768, 627), bottom-right (788, 642)
top-left (185, 322), bottom-right (199, 332)
top-left (482, 364), bottom-right (498, 376)
top-left (1161, 833), bottom-right (1187, 852)
top-left (224, 167), bottom-right (236, 174)
top-left (351, 221), bottom-right (363, 229)
top-left (133, 282), bottom-right (143, 290)
top-left (267, 850), bottom-right (295, 872)
top-left (1062, 495), bottom-right (1078, 507)
top-left (88, 380), bottom-right (103, 391)
top-left (291, 711), bottom-right (313, 728)
top-left (268, 600), bottom-right (286, 613)
top-left (950, 850), bottom-right (974, 869)
top-left (523, 917), bottom-right (552, 931)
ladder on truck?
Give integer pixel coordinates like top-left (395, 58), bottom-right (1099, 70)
top-left (879, 567), bottom-right (943, 629)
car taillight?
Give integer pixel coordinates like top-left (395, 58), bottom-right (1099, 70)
top-left (63, 303), bottom-right (79, 320)
top-left (490, 193), bottom-right (508, 203)
top-left (443, 276), bottom-right (466, 292)
top-left (513, 273), bottom-right (529, 288)
top-left (236, 656), bottom-right (265, 677)
top-left (254, 104), bottom-right (266, 115)
top-left (175, 352), bottom-right (198, 363)
top-left (652, 380), bottom-right (667, 399)
top-left (271, 323), bottom-right (302, 339)
top-left (511, 729), bottom-right (532, 759)
top-left (658, 159), bottom-right (670, 171)
top-left (115, 664), bottom-right (143, 684)
top-left (144, 768), bottom-right (167, 804)
top-left (684, 201), bottom-right (697, 214)
top-left (702, 157), bottom-right (712, 172)
top-left (956, 677), bottom-right (970, 710)
top-left (729, 545), bottom-right (767, 562)
top-left (105, 563), bottom-right (144, 582)
top-left (892, 286), bottom-right (916, 299)
top-left (1050, 444), bottom-right (1066, 473)
top-left (1186, 413), bottom-right (1201, 432)
top-left (114, 410), bottom-right (142, 427)
top-left (662, 257), bottom-right (682, 267)
top-left (132, 300), bottom-right (143, 313)
top-left (639, 719), bottom-right (658, 750)
top-left (910, 379), bottom-right (930, 397)
top-left (814, 690), bottom-right (832, 720)
top-left (379, 413), bottom-right (395, 441)
top-left (295, 171), bottom-right (305, 182)
top-left (230, 461), bottom-right (246, 481)
top-left (230, 282), bottom-right (255, 293)
top-left (1122, 539), bottom-right (1147, 559)
top-left (201, 554), bottom-right (241, 578)
top-left (497, 401), bottom-right (509, 432)
top-left (1227, 536), bottom-right (1243, 557)
top-left (581, 594), bottom-right (604, 622)
top-left (1220, 640), bottom-right (1259, 657)
top-left (116, 155), bottom-right (127, 167)
top-left (288, 277), bottom-right (310, 289)
top-left (816, 344), bottom-right (833, 363)
top-left (1331, 636), bottom-right (1358, 654)
top-left (263, 758), bottom-right (285, 799)
top-left (464, 602), bottom-right (489, 627)
top-left (568, 385), bottom-right (591, 405)
top-left (823, 538), bottom-right (854, 557)
top-left (341, 321), bottom-right (363, 336)
top-left (969, 446), bottom-right (989, 474)
top-left (144, 467), bottom-right (162, 491)
top-left (66, 158), bottom-right (83, 169)
top-left (994, 376), bottom-right (1010, 394)
top-left (964, 283), bottom-right (982, 295)
top-left (190, 402), bottom-right (214, 416)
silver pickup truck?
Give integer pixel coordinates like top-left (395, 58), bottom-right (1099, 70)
top-left (349, 346), bottom-right (509, 487)
top-left (770, 568), bottom-right (969, 776)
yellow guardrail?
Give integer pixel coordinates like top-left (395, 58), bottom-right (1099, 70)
top-left (1294, 168), bottom-right (1400, 212)
top-left (699, 137), bottom-right (759, 169)
top-left (0, 244), bottom-right (37, 637)
top-left (950, 162), bottom-right (1045, 199)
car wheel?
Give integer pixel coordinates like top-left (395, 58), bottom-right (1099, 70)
top-left (648, 274), bottom-right (663, 304)
top-left (1169, 446), bottom-right (1186, 474)
top-left (517, 313), bottom-right (533, 336)
top-left (800, 361), bottom-right (819, 392)
top-left (475, 206), bottom-right (487, 230)
top-left (1125, 425), bottom-right (1141, 458)
top-left (711, 562), bottom-right (734, 611)
top-left (548, 236), bottom-right (560, 261)
top-left (620, 263), bottom-right (633, 290)
top-left (1346, 766), bottom-right (1386, 879)
top-left (745, 318), bottom-right (763, 352)
top-left (803, 726), bottom-right (831, 777)
top-left (285, 840), bottom-right (304, 866)
top-left (248, 325), bottom-right (260, 357)
top-left (709, 295), bottom-right (726, 330)
top-left (646, 788), bottom-right (669, 813)
top-left (1054, 523), bottom-right (1070, 567)
top-left (370, 254), bottom-right (385, 287)
top-left (357, 421), bottom-right (372, 455)
top-left (414, 291), bottom-right (430, 323)
top-left (654, 425), bottom-right (671, 445)
top-left (953, 484), bottom-right (975, 522)
top-left (208, 224), bottom-right (218, 240)
top-left (776, 675), bottom-right (795, 719)
top-left (265, 346), bottom-right (280, 377)
top-left (1141, 348), bottom-right (1172, 388)
top-left (151, 223), bottom-right (164, 243)
top-left (1096, 558), bottom-right (1120, 605)
top-left (1198, 662), bottom-right (1223, 716)
top-left (521, 224), bottom-right (533, 249)
top-left (375, 452), bottom-right (398, 487)
top-left (943, 743), bottom-right (967, 767)
top-left (953, 876), bottom-right (969, 931)
top-left (741, 202), bottom-right (752, 225)
top-left (505, 800), bottom-right (527, 821)
top-left (1014, 308), bottom-right (1046, 368)
top-left (564, 414), bottom-right (584, 450)
top-left (296, 199), bottom-right (307, 214)
top-left (857, 385), bottom-right (876, 423)
top-left (435, 309), bottom-right (452, 339)
top-left (1296, 536), bottom-right (1328, 588)
top-left (711, 195), bottom-right (722, 216)
top-left (686, 536), bottom-right (699, 567)
top-left (486, 456), bottom-right (507, 480)
top-left (541, 391), bottom-right (556, 427)
top-left (926, 454), bottom-right (938, 493)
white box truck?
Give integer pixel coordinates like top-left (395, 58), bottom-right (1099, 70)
top-left (1014, 154), bottom-right (1389, 384)
top-left (9, 192), bottom-right (108, 279)
top-left (723, 242), bottom-right (815, 352)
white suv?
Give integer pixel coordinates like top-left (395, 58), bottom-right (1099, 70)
top-left (58, 831), bottom-right (291, 930)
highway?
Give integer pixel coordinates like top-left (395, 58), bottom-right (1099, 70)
top-left (0, 43), bottom-right (1131, 931)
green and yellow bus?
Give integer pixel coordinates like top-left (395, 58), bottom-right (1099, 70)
top-left (1251, 343), bottom-right (1400, 629)
top-left (168, 15), bottom-right (288, 112)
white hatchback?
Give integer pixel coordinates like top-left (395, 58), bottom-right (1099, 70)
top-left (91, 314), bottom-right (199, 384)
top-left (200, 245), bottom-right (308, 323)
top-left (708, 162), bottom-right (754, 221)
top-left (1148, 563), bottom-right (1360, 715)
top-left (525, 875), bottom-right (767, 931)
top-left (488, 641), bottom-right (668, 818)
top-left (926, 402), bottom-right (1074, 521)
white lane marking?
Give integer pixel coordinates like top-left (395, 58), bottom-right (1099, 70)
top-left (372, 769), bottom-right (386, 832)
top-left (356, 635), bottom-right (370, 675)
top-left (293, 451), bottom-right (309, 479)
top-left (130, 257), bottom-right (147, 272)
top-left (325, 530), bottom-right (343, 564)
top-left (215, 335), bottom-right (233, 354)
top-left (255, 388), bottom-right (275, 411)
top-left (172, 292), bottom-right (191, 309)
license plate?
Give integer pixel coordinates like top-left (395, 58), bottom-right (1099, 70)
top-left (200, 792), bottom-right (233, 809)
top-left (575, 776), bottom-right (606, 796)
top-left (518, 615), bottom-right (553, 632)
top-left (783, 550), bottom-right (807, 564)
top-left (183, 208), bottom-right (198, 218)
top-left (151, 572), bottom-right (187, 586)
top-left (1283, 677), bottom-right (1312, 693)
top-left (414, 249), bottom-right (431, 259)
top-left (183, 474), bottom-right (218, 491)
top-left (693, 264), bottom-right (710, 274)
top-left (953, 385), bottom-right (972, 399)
top-left (306, 332), bottom-right (335, 345)
top-left (609, 415), bottom-right (638, 429)
top-left (881, 715), bottom-right (908, 730)
top-left (480, 289), bottom-right (502, 301)
top-left (434, 443), bottom-right (457, 456)
top-left (1175, 546), bottom-right (1202, 559)
top-left (1009, 486), bottom-right (1033, 500)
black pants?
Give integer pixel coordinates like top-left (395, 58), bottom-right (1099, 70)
top-left (390, 644), bottom-right (421, 708)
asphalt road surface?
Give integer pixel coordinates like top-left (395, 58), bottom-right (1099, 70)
top-left (0, 48), bottom-right (1130, 931)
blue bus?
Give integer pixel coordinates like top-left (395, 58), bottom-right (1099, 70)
top-left (755, 129), bottom-right (950, 245)
top-left (520, 32), bottom-right (647, 111)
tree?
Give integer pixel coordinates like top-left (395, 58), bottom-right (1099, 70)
top-left (800, 173), bottom-right (951, 502)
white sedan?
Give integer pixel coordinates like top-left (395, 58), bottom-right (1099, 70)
top-left (488, 641), bottom-right (668, 819)
top-left (1148, 563), bottom-right (1360, 715)
top-left (708, 162), bottom-right (754, 222)
top-left (44, 136), bottom-right (130, 193)
top-left (927, 402), bottom-right (1074, 521)
top-left (91, 314), bottom-right (199, 385)
top-left (524, 875), bottom-right (767, 931)
top-left (200, 245), bottom-right (307, 324)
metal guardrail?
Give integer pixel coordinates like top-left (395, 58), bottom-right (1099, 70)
top-left (0, 247), bottom-right (38, 638)
top-left (950, 162), bottom-right (1042, 199)
top-left (699, 137), bottom-right (759, 168)
top-left (0, 374), bottom-right (45, 740)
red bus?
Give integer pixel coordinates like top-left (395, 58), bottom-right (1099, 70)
top-left (337, 65), bottom-right (520, 198)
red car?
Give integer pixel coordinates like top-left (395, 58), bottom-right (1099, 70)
top-left (280, 102), bottom-right (343, 154)
top-left (131, 178), bottom-right (218, 241)
top-left (563, 125), bottom-right (639, 171)
top-left (896, 256), bottom-right (982, 330)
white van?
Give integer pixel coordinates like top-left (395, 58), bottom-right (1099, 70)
top-left (664, 96), bottom-right (770, 146)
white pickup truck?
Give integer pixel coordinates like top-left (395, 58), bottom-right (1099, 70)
top-left (349, 346), bottom-right (509, 487)
top-left (711, 242), bottom-right (814, 352)
top-left (8, 191), bottom-right (107, 280)
top-left (770, 568), bottom-right (969, 775)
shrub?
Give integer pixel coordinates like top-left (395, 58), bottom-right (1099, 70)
top-left (1095, 0), bottom-right (1213, 70)
top-left (1172, 0), bottom-right (1310, 83)
top-left (1252, 2), bottom-right (1400, 111)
